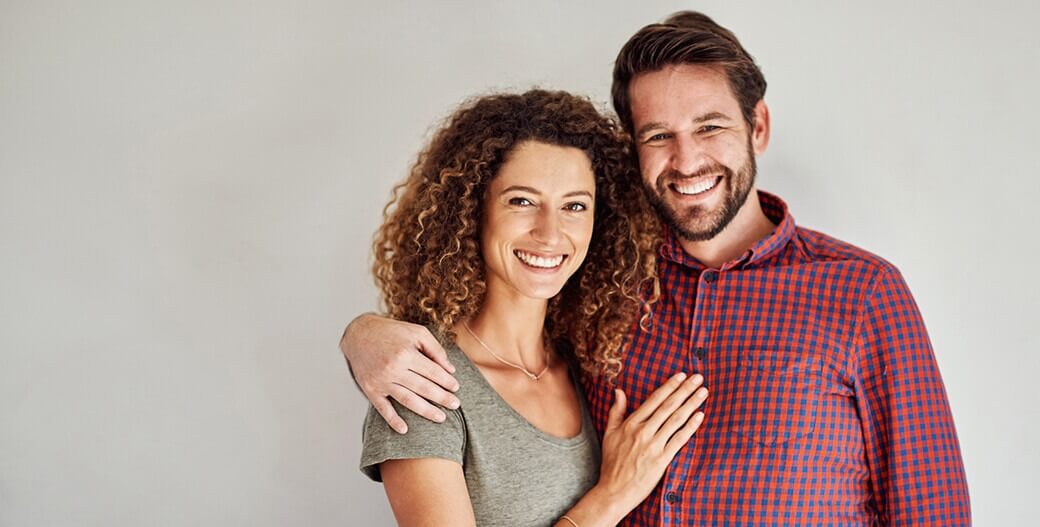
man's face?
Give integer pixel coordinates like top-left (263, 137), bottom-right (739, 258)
top-left (628, 64), bottom-right (769, 241)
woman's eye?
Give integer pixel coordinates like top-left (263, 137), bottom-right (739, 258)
top-left (564, 202), bottom-right (588, 212)
top-left (508, 197), bottom-right (533, 207)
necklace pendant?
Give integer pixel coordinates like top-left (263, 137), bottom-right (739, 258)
top-left (463, 321), bottom-right (551, 382)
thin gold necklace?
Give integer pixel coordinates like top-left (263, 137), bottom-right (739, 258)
top-left (462, 321), bottom-right (550, 381)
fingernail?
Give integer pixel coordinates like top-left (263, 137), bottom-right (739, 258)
top-left (433, 411), bottom-right (446, 422)
top-left (450, 382), bottom-right (460, 392)
top-left (448, 398), bottom-right (461, 409)
top-left (691, 374), bottom-right (704, 384)
top-left (675, 372), bottom-right (687, 381)
top-left (396, 424), bottom-right (408, 434)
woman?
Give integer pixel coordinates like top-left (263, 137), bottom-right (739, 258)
top-left (360, 89), bottom-right (708, 526)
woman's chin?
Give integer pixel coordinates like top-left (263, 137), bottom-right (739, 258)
top-left (510, 281), bottom-right (569, 302)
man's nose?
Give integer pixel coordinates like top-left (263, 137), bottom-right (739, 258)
top-left (671, 135), bottom-right (704, 176)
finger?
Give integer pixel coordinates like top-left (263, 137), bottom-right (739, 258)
top-left (388, 383), bottom-right (447, 423)
top-left (629, 372), bottom-right (688, 423)
top-left (401, 370), bottom-right (461, 410)
top-left (415, 328), bottom-right (457, 376)
top-left (371, 396), bottom-right (409, 434)
top-left (645, 375), bottom-right (703, 431)
top-left (664, 411), bottom-right (705, 456)
top-left (646, 379), bottom-right (705, 433)
top-left (408, 351), bottom-right (461, 395)
top-left (654, 386), bottom-right (708, 444)
top-left (606, 389), bottom-right (627, 433)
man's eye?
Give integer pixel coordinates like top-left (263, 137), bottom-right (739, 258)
top-left (646, 133), bottom-right (671, 142)
top-left (508, 197), bottom-right (533, 207)
top-left (700, 125), bottom-right (721, 133)
top-left (564, 202), bottom-right (588, 212)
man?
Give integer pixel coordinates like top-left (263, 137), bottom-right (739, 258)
top-left (343, 11), bottom-right (971, 526)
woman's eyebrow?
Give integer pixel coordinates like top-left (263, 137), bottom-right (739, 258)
top-left (500, 185), bottom-right (541, 195)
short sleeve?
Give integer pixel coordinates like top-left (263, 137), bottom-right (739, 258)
top-left (359, 399), bottom-right (466, 482)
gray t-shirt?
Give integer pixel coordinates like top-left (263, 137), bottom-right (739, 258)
top-left (360, 343), bottom-right (601, 526)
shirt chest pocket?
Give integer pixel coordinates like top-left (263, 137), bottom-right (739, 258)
top-left (710, 347), bottom-right (823, 446)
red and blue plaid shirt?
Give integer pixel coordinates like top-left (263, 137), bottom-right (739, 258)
top-left (583, 191), bottom-right (970, 526)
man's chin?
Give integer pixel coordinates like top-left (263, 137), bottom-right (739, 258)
top-left (667, 213), bottom-right (725, 242)
top-left (675, 226), bottom-right (722, 242)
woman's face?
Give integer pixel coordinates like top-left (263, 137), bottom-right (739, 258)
top-left (480, 140), bottom-right (596, 303)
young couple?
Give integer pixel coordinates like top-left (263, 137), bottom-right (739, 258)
top-left (351, 11), bottom-right (970, 527)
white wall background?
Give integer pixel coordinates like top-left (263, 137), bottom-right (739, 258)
top-left (1, 1), bottom-right (1036, 525)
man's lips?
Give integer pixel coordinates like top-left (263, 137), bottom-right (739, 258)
top-left (671, 176), bottom-right (722, 196)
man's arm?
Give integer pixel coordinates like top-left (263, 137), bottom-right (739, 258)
top-left (341, 314), bottom-right (460, 433)
top-left (854, 267), bottom-right (971, 526)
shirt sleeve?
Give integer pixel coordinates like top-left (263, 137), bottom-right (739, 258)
top-left (359, 400), bottom-right (466, 482)
top-left (853, 266), bottom-right (971, 526)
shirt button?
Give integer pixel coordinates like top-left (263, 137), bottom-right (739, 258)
top-left (665, 492), bottom-right (680, 504)
top-left (702, 270), bottom-right (718, 283)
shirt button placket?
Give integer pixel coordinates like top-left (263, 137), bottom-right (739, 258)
top-left (663, 490), bottom-right (681, 526)
top-left (696, 270), bottom-right (717, 363)
top-left (694, 269), bottom-right (716, 373)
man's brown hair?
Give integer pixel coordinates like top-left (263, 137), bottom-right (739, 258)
top-left (611, 11), bottom-right (767, 133)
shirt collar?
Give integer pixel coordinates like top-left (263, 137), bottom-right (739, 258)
top-left (658, 190), bottom-right (796, 270)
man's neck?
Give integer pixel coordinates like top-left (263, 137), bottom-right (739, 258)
top-left (678, 188), bottom-right (776, 268)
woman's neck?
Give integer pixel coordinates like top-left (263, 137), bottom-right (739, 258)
top-left (462, 291), bottom-right (549, 366)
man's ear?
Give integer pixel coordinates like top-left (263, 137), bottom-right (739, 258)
top-left (751, 100), bottom-right (770, 155)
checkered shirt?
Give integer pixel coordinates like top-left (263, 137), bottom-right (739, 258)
top-left (582, 191), bottom-right (970, 526)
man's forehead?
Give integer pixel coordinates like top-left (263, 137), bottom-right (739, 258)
top-left (628, 64), bottom-right (741, 125)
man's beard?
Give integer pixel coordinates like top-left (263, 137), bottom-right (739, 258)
top-left (643, 143), bottom-right (756, 242)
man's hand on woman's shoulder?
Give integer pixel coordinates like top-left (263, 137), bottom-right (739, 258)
top-left (341, 314), bottom-right (461, 433)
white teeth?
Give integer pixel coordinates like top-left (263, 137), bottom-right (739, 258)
top-left (514, 250), bottom-right (564, 269)
top-left (674, 177), bottom-right (719, 195)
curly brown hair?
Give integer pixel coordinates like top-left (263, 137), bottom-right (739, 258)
top-left (373, 89), bottom-right (660, 381)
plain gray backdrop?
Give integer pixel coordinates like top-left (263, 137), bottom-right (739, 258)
top-left (1, 1), bottom-right (1037, 525)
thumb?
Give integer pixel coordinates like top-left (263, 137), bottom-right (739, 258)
top-left (606, 388), bottom-right (627, 432)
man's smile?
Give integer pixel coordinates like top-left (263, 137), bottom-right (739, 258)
top-left (671, 176), bottom-right (722, 196)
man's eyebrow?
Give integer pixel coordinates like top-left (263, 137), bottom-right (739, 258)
top-left (635, 122), bottom-right (667, 138)
top-left (635, 112), bottom-right (735, 137)
top-left (692, 112), bottom-right (732, 124)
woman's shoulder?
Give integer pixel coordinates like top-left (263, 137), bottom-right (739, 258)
top-left (436, 337), bottom-right (491, 393)
top-left (359, 371), bottom-right (469, 481)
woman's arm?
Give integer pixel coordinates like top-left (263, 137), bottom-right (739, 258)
top-left (372, 372), bottom-right (704, 527)
top-left (380, 457), bottom-right (476, 527)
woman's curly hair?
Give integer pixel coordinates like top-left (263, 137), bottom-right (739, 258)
top-left (373, 89), bottom-right (660, 382)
